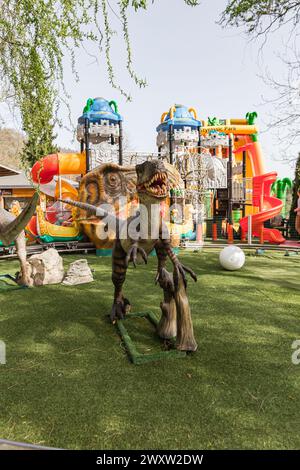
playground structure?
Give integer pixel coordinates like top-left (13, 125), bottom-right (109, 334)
top-left (156, 105), bottom-right (288, 245)
top-left (26, 98), bottom-right (296, 249)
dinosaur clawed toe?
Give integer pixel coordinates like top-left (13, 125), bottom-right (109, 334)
top-left (110, 297), bottom-right (131, 323)
top-left (125, 243), bottom-right (147, 268)
top-left (173, 262), bottom-right (197, 290)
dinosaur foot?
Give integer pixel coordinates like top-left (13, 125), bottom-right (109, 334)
top-left (15, 271), bottom-right (31, 287)
top-left (110, 297), bottom-right (131, 323)
top-left (176, 335), bottom-right (198, 352)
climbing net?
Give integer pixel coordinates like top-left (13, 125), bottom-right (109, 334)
top-left (173, 149), bottom-right (227, 220)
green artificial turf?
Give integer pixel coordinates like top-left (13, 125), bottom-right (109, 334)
top-left (0, 250), bottom-right (299, 449)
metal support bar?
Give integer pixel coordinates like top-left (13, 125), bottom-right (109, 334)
top-left (248, 215), bottom-right (252, 245)
top-left (228, 135), bottom-right (233, 225)
top-left (119, 121), bottom-right (123, 166)
top-left (84, 118), bottom-right (90, 173)
top-left (242, 150), bottom-right (246, 217)
top-left (169, 124), bottom-right (174, 165)
top-left (197, 125), bottom-right (201, 153)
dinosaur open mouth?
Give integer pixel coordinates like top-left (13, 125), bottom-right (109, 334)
top-left (138, 172), bottom-right (169, 198)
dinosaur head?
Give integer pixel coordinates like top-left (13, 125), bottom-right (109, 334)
top-left (136, 160), bottom-right (169, 200)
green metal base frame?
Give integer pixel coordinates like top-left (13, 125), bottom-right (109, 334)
top-left (116, 311), bottom-right (186, 365)
top-left (0, 274), bottom-right (28, 291)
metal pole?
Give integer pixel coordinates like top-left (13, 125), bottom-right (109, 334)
top-left (58, 175), bottom-right (63, 216)
top-left (228, 134), bottom-right (233, 225)
top-left (119, 121), bottom-right (123, 166)
top-left (248, 214), bottom-right (252, 245)
top-left (197, 125), bottom-right (201, 154)
top-left (169, 123), bottom-right (174, 165)
top-left (242, 150), bottom-right (246, 217)
top-left (84, 118), bottom-right (90, 173)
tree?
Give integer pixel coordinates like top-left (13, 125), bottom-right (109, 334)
top-left (220, 1), bottom-right (300, 158)
top-left (289, 152), bottom-right (300, 238)
top-left (0, 0), bottom-right (199, 167)
top-left (0, 128), bottom-right (24, 169)
top-left (220, 1), bottom-right (300, 36)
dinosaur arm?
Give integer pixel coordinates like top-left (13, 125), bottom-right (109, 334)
top-left (158, 226), bottom-right (197, 289)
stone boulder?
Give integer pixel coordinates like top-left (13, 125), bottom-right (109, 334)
top-left (27, 248), bottom-right (65, 287)
top-left (62, 259), bottom-right (94, 286)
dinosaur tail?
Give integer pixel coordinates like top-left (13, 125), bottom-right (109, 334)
top-left (60, 198), bottom-right (125, 237)
top-left (0, 192), bottom-right (39, 246)
top-left (60, 198), bottom-right (108, 218)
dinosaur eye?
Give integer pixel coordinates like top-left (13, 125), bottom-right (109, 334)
top-left (104, 171), bottom-right (122, 198)
top-left (107, 173), bottom-right (120, 186)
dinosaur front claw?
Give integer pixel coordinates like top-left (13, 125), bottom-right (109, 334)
top-left (125, 243), bottom-right (147, 268)
top-left (173, 262), bottom-right (197, 290)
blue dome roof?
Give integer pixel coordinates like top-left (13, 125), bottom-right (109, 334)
top-left (156, 104), bottom-right (201, 132)
top-left (78, 97), bottom-right (122, 125)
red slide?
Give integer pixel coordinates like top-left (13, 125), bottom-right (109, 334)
top-left (240, 172), bottom-right (285, 244)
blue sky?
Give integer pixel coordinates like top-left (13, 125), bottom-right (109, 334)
top-left (2, 0), bottom-right (297, 178)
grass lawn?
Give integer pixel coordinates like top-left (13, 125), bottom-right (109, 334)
top-left (0, 250), bottom-right (299, 450)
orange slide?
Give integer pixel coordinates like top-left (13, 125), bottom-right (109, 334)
top-left (234, 139), bottom-right (285, 244)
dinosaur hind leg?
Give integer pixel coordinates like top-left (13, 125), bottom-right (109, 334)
top-left (155, 242), bottom-right (177, 339)
top-left (110, 241), bottom-right (130, 322)
top-left (174, 272), bottom-right (197, 352)
top-left (15, 232), bottom-right (31, 286)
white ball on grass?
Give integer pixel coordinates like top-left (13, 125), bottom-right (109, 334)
top-left (219, 246), bottom-right (245, 271)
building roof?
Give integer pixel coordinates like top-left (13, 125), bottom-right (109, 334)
top-left (0, 164), bottom-right (21, 177)
top-left (0, 171), bottom-right (79, 197)
top-left (0, 172), bottom-right (33, 188)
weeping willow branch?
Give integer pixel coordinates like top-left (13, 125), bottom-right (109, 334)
top-left (0, 0), bottom-right (199, 166)
top-left (119, 2), bottom-right (147, 90)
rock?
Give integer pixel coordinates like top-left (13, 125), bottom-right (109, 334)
top-left (62, 259), bottom-right (94, 286)
top-left (27, 248), bottom-right (65, 287)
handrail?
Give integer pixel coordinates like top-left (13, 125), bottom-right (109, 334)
top-left (109, 100), bottom-right (118, 114)
top-left (169, 106), bottom-right (176, 120)
top-left (160, 111), bottom-right (168, 123)
top-left (188, 107), bottom-right (198, 120)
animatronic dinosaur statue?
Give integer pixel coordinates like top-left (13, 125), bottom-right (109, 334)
top-left (64, 160), bottom-right (198, 351)
top-left (73, 160), bottom-right (187, 249)
top-left (0, 193), bottom-right (38, 285)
